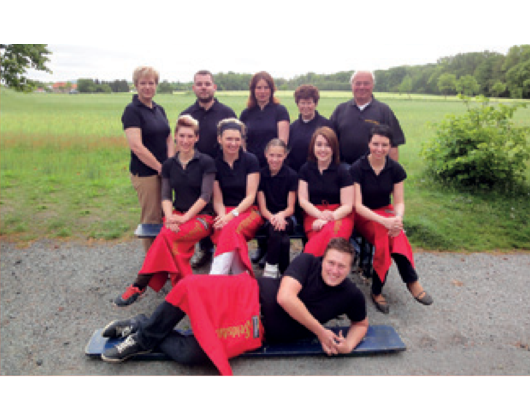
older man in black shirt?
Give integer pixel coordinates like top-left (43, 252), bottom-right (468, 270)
top-left (330, 71), bottom-right (405, 165)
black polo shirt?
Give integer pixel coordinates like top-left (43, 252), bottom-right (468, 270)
top-left (330, 97), bottom-right (405, 165)
top-left (161, 150), bottom-right (217, 215)
top-left (349, 153), bottom-right (407, 210)
top-left (298, 161), bottom-right (353, 205)
top-left (122, 94), bottom-right (171, 176)
top-left (215, 151), bottom-right (260, 207)
top-left (288, 111), bottom-right (332, 172)
top-left (258, 164), bottom-right (298, 214)
top-left (258, 253), bottom-right (367, 343)
top-left (180, 99), bottom-right (236, 158)
top-left (240, 102), bottom-right (290, 167)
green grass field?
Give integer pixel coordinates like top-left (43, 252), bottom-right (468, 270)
top-left (1, 88), bottom-right (529, 250)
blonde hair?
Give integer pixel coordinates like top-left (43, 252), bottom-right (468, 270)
top-left (133, 66), bottom-right (160, 86)
top-left (175, 115), bottom-right (199, 135)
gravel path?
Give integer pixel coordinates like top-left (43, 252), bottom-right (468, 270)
top-left (1, 239), bottom-right (529, 376)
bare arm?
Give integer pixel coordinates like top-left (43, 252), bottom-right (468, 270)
top-left (277, 276), bottom-right (342, 356)
top-left (332, 185), bottom-right (354, 221)
top-left (277, 120), bottom-right (290, 145)
top-left (298, 180), bottom-right (323, 219)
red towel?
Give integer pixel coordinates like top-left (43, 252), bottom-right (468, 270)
top-left (355, 205), bottom-right (414, 283)
top-left (303, 204), bottom-right (355, 257)
top-left (211, 206), bottom-right (263, 276)
top-left (165, 273), bottom-right (263, 376)
top-left (139, 213), bottom-right (213, 292)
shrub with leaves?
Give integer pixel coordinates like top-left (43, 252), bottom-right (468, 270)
top-left (421, 95), bottom-right (530, 189)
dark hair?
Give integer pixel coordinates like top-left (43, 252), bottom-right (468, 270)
top-left (323, 237), bottom-right (355, 261)
top-left (247, 71), bottom-right (280, 109)
top-left (265, 138), bottom-right (289, 154)
top-left (194, 70), bottom-right (214, 82)
top-left (370, 124), bottom-right (394, 146)
top-left (308, 126), bottom-right (340, 165)
top-left (294, 84), bottom-right (320, 104)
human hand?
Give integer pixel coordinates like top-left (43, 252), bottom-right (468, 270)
top-left (320, 210), bottom-right (335, 222)
top-left (383, 216), bottom-right (402, 232)
top-left (317, 329), bottom-right (341, 356)
top-left (312, 219), bottom-right (328, 231)
top-left (334, 330), bottom-right (353, 354)
top-left (213, 213), bottom-right (233, 230)
top-left (271, 215), bottom-right (287, 231)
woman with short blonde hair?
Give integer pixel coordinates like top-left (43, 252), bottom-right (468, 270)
top-left (122, 66), bottom-right (174, 252)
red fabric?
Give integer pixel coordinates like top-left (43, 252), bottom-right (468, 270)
top-left (165, 273), bottom-right (263, 376)
top-left (211, 206), bottom-right (264, 276)
top-left (355, 205), bottom-right (415, 283)
top-left (303, 204), bottom-right (355, 257)
top-left (139, 213), bottom-right (213, 292)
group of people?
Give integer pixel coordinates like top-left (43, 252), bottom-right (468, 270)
top-left (101, 67), bottom-right (433, 369)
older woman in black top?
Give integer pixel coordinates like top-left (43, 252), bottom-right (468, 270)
top-left (122, 66), bottom-right (175, 252)
top-left (298, 126), bottom-right (355, 257)
top-left (288, 84), bottom-right (332, 173)
top-left (350, 125), bottom-right (433, 314)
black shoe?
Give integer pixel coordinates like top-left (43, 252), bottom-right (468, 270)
top-left (258, 253), bottom-right (267, 269)
top-left (190, 249), bottom-right (213, 269)
top-left (101, 333), bottom-right (152, 363)
top-left (250, 247), bottom-right (266, 264)
top-left (101, 314), bottom-right (148, 338)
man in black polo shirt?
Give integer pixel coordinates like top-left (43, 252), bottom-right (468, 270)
top-left (181, 70), bottom-right (237, 268)
top-left (181, 71), bottom-right (237, 158)
top-left (101, 237), bottom-right (369, 364)
top-left (330, 71), bottom-right (405, 165)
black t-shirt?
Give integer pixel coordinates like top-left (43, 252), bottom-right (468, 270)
top-left (350, 153), bottom-right (407, 209)
top-left (122, 94), bottom-right (171, 176)
top-left (288, 111), bottom-right (332, 172)
top-left (330, 97), bottom-right (405, 165)
top-left (240, 102), bottom-right (290, 167)
top-left (258, 164), bottom-right (298, 214)
top-left (298, 161), bottom-right (353, 205)
top-left (161, 151), bottom-right (217, 215)
top-left (215, 151), bottom-right (260, 207)
top-left (180, 99), bottom-right (237, 158)
top-left (258, 253), bottom-right (366, 343)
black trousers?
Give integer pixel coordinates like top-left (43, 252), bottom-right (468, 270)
top-left (136, 301), bottom-right (210, 365)
top-left (371, 253), bottom-right (418, 295)
top-left (263, 218), bottom-right (294, 273)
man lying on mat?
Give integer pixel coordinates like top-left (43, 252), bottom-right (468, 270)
top-left (100, 238), bottom-right (368, 368)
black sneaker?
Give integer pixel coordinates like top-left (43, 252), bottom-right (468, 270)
top-left (101, 314), bottom-right (148, 338)
top-left (101, 334), bottom-right (152, 363)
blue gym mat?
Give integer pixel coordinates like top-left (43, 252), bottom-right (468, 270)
top-left (85, 325), bottom-right (405, 360)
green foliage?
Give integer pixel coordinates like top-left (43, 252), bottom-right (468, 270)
top-left (421, 95), bottom-right (530, 190)
top-left (437, 73), bottom-right (457, 98)
top-left (0, 44), bottom-right (51, 92)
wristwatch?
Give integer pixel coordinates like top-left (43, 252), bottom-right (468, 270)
top-left (231, 209), bottom-right (239, 217)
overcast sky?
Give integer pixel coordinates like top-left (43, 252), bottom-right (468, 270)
top-left (28, 44), bottom-right (520, 82)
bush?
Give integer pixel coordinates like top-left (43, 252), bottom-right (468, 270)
top-left (421, 95), bottom-right (530, 190)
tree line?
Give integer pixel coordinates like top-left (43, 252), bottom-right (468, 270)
top-left (12, 44), bottom-right (526, 98)
top-left (162, 44), bottom-right (530, 99)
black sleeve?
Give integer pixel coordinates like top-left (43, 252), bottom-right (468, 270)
top-left (199, 173), bottom-right (215, 203)
top-left (161, 177), bottom-right (172, 202)
top-left (338, 164), bottom-right (353, 188)
top-left (283, 253), bottom-right (315, 287)
top-left (344, 284), bottom-right (367, 323)
top-left (121, 105), bottom-right (142, 130)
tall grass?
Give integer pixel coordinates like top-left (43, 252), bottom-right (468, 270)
top-left (1, 88), bottom-right (529, 249)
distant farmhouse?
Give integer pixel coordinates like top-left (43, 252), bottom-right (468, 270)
top-left (51, 82), bottom-right (78, 93)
